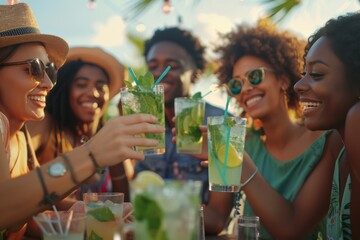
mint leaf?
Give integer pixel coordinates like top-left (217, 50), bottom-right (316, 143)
top-left (138, 72), bottom-right (154, 89)
top-left (87, 206), bottom-right (115, 222)
top-left (224, 117), bottom-right (236, 127)
top-left (191, 92), bottom-right (202, 100)
top-left (124, 80), bottom-right (133, 88)
top-left (89, 230), bottom-right (103, 240)
top-left (134, 194), bottom-right (164, 239)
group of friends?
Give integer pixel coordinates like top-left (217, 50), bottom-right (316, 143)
top-left (0, 2), bottom-right (359, 240)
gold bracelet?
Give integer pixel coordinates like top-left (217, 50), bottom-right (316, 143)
top-left (241, 167), bottom-right (258, 188)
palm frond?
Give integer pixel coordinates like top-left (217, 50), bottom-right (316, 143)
top-left (262, 0), bottom-right (302, 22)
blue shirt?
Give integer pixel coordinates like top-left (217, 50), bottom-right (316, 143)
top-left (135, 103), bottom-right (227, 203)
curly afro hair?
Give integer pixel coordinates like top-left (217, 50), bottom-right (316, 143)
top-left (306, 12), bottom-right (360, 91)
top-left (215, 23), bottom-right (306, 111)
top-left (144, 27), bottom-right (206, 73)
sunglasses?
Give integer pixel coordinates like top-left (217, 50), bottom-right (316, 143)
top-left (227, 67), bottom-right (276, 95)
top-left (0, 58), bottom-right (57, 84)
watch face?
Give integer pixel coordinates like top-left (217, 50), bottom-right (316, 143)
top-left (48, 162), bottom-right (67, 177)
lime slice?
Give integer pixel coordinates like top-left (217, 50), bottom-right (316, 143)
top-left (182, 115), bottom-right (192, 132)
top-left (132, 171), bottom-right (165, 190)
top-left (216, 144), bottom-right (242, 167)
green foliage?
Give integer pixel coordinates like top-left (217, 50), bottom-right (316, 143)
top-left (87, 206), bottom-right (115, 222)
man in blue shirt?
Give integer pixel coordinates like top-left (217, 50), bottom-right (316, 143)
top-left (134, 27), bottom-right (233, 235)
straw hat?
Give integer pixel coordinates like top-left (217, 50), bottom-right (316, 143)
top-left (66, 47), bottom-right (125, 99)
top-left (0, 3), bottom-right (68, 68)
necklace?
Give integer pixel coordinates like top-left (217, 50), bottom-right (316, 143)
top-left (9, 133), bottom-right (20, 175)
top-left (75, 125), bottom-right (90, 144)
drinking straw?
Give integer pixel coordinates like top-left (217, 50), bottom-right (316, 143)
top-left (201, 85), bottom-right (220, 98)
top-left (222, 127), bottom-right (231, 178)
top-left (122, 209), bottom-right (134, 221)
top-left (208, 143), bottom-right (228, 185)
top-left (41, 213), bottom-right (57, 235)
top-left (223, 96), bottom-right (231, 120)
top-left (151, 66), bottom-right (171, 90)
top-left (52, 205), bottom-right (64, 236)
top-left (64, 210), bottom-right (73, 236)
top-left (128, 67), bottom-right (140, 86)
top-left (32, 216), bottom-right (49, 235)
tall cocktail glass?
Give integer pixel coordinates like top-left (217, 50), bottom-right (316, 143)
top-left (120, 85), bottom-right (165, 155)
top-left (83, 192), bottom-right (124, 240)
top-left (131, 180), bottom-right (202, 240)
top-left (175, 97), bottom-right (205, 154)
top-left (208, 116), bottom-right (246, 192)
top-left (33, 211), bottom-right (85, 240)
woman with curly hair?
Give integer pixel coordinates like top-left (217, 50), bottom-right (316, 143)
top-left (214, 22), bottom-right (342, 239)
top-left (295, 12), bottom-right (360, 239)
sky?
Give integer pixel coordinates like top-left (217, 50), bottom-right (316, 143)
top-left (6, 0), bottom-right (359, 112)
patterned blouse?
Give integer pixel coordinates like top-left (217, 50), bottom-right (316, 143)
top-left (327, 147), bottom-right (352, 240)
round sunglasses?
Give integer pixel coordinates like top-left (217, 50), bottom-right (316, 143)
top-left (0, 58), bottom-right (57, 84)
top-left (227, 67), bottom-right (276, 95)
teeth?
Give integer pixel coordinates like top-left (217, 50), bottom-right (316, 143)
top-left (29, 96), bottom-right (46, 102)
top-left (81, 102), bottom-right (98, 109)
top-left (301, 101), bottom-right (321, 110)
top-left (246, 96), bottom-right (262, 107)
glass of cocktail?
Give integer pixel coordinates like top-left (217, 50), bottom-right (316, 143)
top-left (207, 116), bottom-right (246, 192)
top-left (83, 192), bottom-right (124, 239)
top-left (33, 211), bottom-right (85, 240)
top-left (120, 84), bottom-right (165, 155)
top-left (175, 97), bottom-right (205, 154)
top-left (130, 172), bottom-right (202, 240)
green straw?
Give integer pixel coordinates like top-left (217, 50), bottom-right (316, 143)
top-left (208, 143), bottom-right (228, 185)
top-left (128, 67), bottom-right (140, 86)
top-left (151, 66), bottom-right (171, 90)
top-left (223, 95), bottom-right (231, 120)
top-left (202, 90), bottom-right (213, 98)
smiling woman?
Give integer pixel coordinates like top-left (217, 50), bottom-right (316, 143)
top-left (27, 47), bottom-right (129, 202)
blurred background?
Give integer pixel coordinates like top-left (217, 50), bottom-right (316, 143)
top-left (5, 0), bottom-right (359, 115)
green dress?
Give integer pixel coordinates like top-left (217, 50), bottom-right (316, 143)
top-left (243, 130), bottom-right (330, 240)
top-left (326, 147), bottom-right (351, 240)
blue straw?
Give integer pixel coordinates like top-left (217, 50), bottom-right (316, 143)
top-left (209, 143), bottom-right (228, 185)
top-left (128, 67), bottom-right (140, 86)
top-left (223, 96), bottom-right (231, 120)
top-left (151, 66), bottom-right (171, 90)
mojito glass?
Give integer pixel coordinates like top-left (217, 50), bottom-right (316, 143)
top-left (120, 85), bottom-right (165, 155)
top-left (175, 97), bottom-right (205, 154)
top-left (83, 192), bottom-right (124, 240)
top-left (208, 116), bottom-right (246, 192)
top-left (131, 180), bottom-right (202, 240)
top-left (33, 211), bottom-right (85, 240)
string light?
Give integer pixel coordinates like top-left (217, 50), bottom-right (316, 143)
top-left (7, 0), bottom-right (18, 4)
top-left (87, 0), bottom-right (96, 9)
top-left (162, 0), bottom-right (173, 14)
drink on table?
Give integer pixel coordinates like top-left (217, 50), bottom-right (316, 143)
top-left (83, 192), bottom-right (124, 240)
top-left (208, 116), bottom-right (246, 192)
top-left (175, 94), bottom-right (205, 154)
top-left (120, 72), bottom-right (165, 155)
top-left (131, 171), bottom-right (202, 240)
top-left (33, 211), bottom-right (85, 240)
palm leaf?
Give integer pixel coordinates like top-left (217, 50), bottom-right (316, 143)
top-left (262, 0), bottom-right (302, 22)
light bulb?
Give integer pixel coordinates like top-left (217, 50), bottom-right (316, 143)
top-left (7, 0), bottom-right (18, 5)
top-left (87, 0), bottom-right (96, 9)
top-left (162, 0), bottom-right (173, 14)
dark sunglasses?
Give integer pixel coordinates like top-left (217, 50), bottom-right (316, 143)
top-left (0, 58), bottom-right (57, 84)
top-left (227, 67), bottom-right (275, 95)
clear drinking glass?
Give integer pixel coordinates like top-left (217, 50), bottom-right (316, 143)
top-left (83, 192), bottom-right (124, 240)
top-left (33, 211), bottom-right (85, 240)
top-left (120, 85), bottom-right (165, 155)
top-left (175, 97), bottom-right (205, 154)
top-left (237, 215), bottom-right (260, 240)
top-left (131, 180), bottom-right (202, 240)
top-left (208, 116), bottom-right (247, 192)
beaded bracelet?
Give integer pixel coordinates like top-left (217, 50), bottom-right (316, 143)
top-left (87, 147), bottom-right (105, 174)
top-left (241, 167), bottom-right (258, 188)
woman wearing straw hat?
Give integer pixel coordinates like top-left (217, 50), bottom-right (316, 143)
top-left (28, 47), bottom-right (130, 201)
top-left (0, 2), bottom-right (163, 235)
